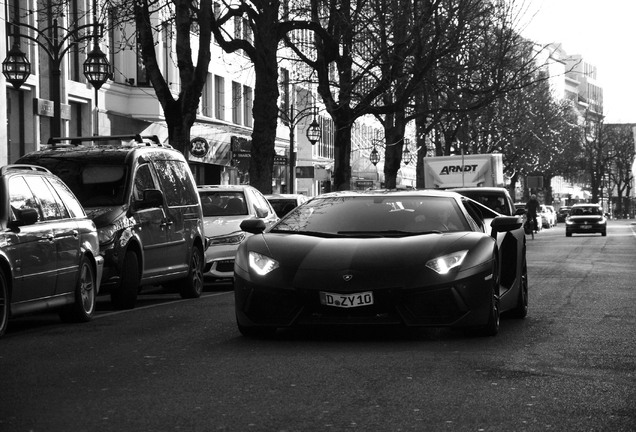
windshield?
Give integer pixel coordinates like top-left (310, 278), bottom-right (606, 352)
top-left (272, 195), bottom-right (470, 236)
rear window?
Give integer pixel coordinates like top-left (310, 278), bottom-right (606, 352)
top-left (571, 206), bottom-right (602, 216)
top-left (199, 191), bottom-right (248, 216)
top-left (456, 191), bottom-right (511, 215)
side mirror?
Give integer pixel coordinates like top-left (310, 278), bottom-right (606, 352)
top-left (10, 207), bottom-right (39, 227)
top-left (240, 218), bottom-right (267, 234)
top-left (514, 208), bottom-right (526, 216)
top-left (134, 189), bottom-right (164, 210)
top-left (490, 216), bottom-right (523, 237)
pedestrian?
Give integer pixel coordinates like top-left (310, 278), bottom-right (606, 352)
top-left (526, 194), bottom-right (540, 239)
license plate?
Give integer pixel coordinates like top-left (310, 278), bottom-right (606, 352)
top-left (581, 225), bottom-right (591, 229)
top-left (320, 291), bottom-right (374, 308)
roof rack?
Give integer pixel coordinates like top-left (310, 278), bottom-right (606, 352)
top-left (47, 134), bottom-right (165, 147)
top-left (1, 164), bottom-right (51, 175)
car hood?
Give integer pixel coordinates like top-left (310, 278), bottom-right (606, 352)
top-left (203, 215), bottom-right (251, 237)
top-left (242, 231), bottom-right (493, 290)
top-left (84, 205), bottom-right (128, 229)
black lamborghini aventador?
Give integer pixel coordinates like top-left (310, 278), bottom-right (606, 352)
top-left (234, 190), bottom-right (528, 337)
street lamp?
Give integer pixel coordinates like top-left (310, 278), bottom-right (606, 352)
top-left (283, 102), bottom-right (322, 194)
top-left (2, 2), bottom-right (110, 138)
top-left (402, 139), bottom-right (412, 165)
top-left (2, 43), bottom-right (31, 88)
top-left (369, 146), bottom-right (380, 166)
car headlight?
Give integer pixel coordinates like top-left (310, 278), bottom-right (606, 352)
top-left (207, 231), bottom-right (247, 246)
top-left (425, 250), bottom-right (468, 275)
top-left (248, 251), bottom-right (279, 276)
top-left (98, 224), bottom-right (118, 245)
top-left (565, 219), bottom-right (574, 225)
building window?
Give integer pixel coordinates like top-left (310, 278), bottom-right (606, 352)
top-left (243, 86), bottom-right (253, 127)
top-left (201, 73), bottom-right (212, 117)
top-left (215, 75), bottom-right (225, 120)
top-left (137, 43), bottom-right (149, 86)
top-left (232, 81), bottom-right (242, 124)
top-left (279, 68), bottom-right (290, 124)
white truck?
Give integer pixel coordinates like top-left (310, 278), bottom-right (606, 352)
top-left (422, 153), bottom-right (504, 189)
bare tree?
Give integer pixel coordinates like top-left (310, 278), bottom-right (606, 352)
top-left (604, 123), bottom-right (635, 217)
top-left (107, 0), bottom-right (213, 155)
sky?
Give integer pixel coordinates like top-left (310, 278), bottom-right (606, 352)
top-left (520, 0), bottom-right (636, 124)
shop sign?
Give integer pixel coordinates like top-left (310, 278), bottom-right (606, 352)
top-left (34, 98), bottom-right (71, 120)
top-left (190, 137), bottom-right (210, 158)
top-left (296, 166), bottom-right (314, 178)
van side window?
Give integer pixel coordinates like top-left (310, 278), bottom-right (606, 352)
top-left (153, 160), bottom-right (198, 206)
top-left (133, 164), bottom-right (156, 201)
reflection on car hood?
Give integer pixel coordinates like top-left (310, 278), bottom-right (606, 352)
top-left (203, 215), bottom-right (251, 236)
top-left (84, 206), bottom-right (127, 228)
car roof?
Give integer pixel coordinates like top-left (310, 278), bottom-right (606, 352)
top-left (571, 203), bottom-right (601, 207)
top-left (198, 184), bottom-right (256, 192)
top-left (448, 187), bottom-right (510, 193)
top-left (315, 189), bottom-right (463, 199)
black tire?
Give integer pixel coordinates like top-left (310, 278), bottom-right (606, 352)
top-left (566, 231), bottom-right (572, 237)
top-left (602, 230), bottom-right (607, 237)
top-left (0, 270), bottom-right (9, 338)
top-left (60, 257), bottom-right (96, 323)
top-left (509, 254), bottom-right (528, 319)
top-left (111, 251), bottom-right (140, 310)
top-left (178, 246), bottom-right (204, 299)
top-left (480, 254), bottom-right (500, 337)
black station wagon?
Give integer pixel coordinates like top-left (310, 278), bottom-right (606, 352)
top-left (0, 164), bottom-right (103, 337)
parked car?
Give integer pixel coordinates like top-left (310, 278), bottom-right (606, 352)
top-left (565, 203), bottom-right (607, 237)
top-left (0, 164), bottom-right (104, 337)
top-left (17, 135), bottom-right (206, 309)
top-left (235, 190), bottom-right (528, 337)
top-left (264, 194), bottom-right (309, 217)
top-left (540, 205), bottom-right (556, 228)
top-left (199, 185), bottom-right (279, 281)
top-left (557, 206), bottom-right (571, 223)
top-left (449, 187), bottom-right (526, 229)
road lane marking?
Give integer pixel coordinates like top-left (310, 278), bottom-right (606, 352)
top-left (93, 291), bottom-right (232, 319)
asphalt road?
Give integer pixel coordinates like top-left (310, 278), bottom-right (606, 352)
top-left (1, 220), bottom-right (635, 432)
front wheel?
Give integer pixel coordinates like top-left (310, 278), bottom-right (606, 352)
top-left (178, 246), bottom-right (204, 299)
top-left (0, 270), bottom-right (9, 337)
top-left (509, 254), bottom-right (528, 319)
top-left (60, 257), bottom-right (96, 323)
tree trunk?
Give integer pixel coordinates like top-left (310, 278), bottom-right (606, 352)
top-left (332, 121), bottom-right (353, 191)
top-left (248, 8), bottom-right (280, 194)
top-left (383, 111), bottom-right (407, 189)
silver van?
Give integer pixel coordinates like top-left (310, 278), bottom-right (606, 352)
top-left (18, 135), bottom-right (206, 309)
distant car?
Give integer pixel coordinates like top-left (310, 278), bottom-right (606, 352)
top-left (540, 205), bottom-right (556, 228)
top-left (234, 190), bottom-right (528, 338)
top-left (565, 203), bottom-right (607, 237)
top-left (0, 165), bottom-right (104, 337)
top-left (557, 206), bottom-right (571, 223)
top-left (448, 187), bottom-right (518, 216)
top-left (199, 185), bottom-right (279, 281)
top-left (264, 194), bottom-right (309, 217)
